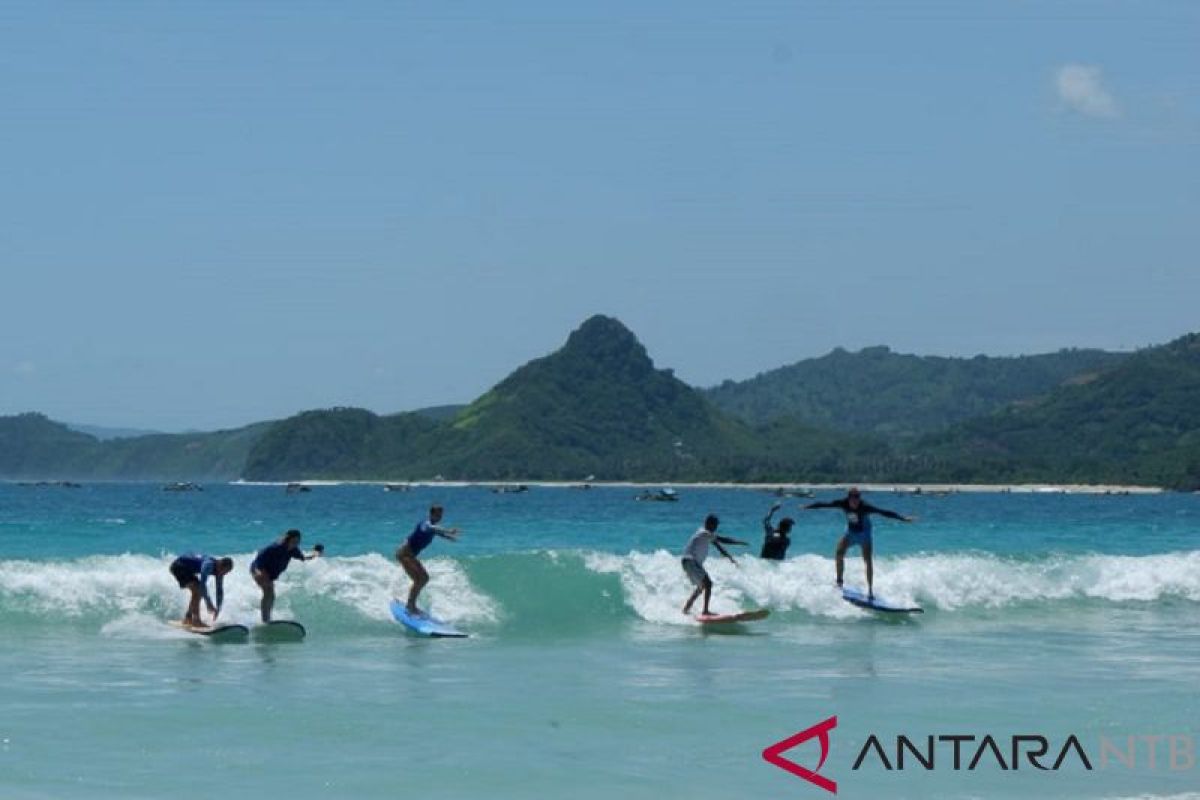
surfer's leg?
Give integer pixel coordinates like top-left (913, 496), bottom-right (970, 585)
top-left (184, 582), bottom-right (202, 626)
top-left (402, 556), bottom-right (429, 613)
top-left (701, 576), bottom-right (713, 616)
top-left (681, 559), bottom-right (705, 614)
top-left (683, 584), bottom-right (702, 614)
top-left (835, 536), bottom-right (849, 588)
top-left (862, 541), bottom-right (874, 599)
top-left (253, 569), bottom-right (275, 622)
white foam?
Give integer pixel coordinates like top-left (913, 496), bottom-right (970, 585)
top-left (0, 553), bottom-right (499, 627)
top-left (291, 553), bottom-right (498, 624)
top-left (583, 550), bottom-right (1200, 620)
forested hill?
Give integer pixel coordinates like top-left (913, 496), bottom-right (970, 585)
top-left (919, 333), bottom-right (1200, 490)
top-left (706, 345), bottom-right (1128, 437)
top-left (4, 320), bottom-right (1197, 488)
top-left (0, 413), bottom-right (270, 481)
top-left (241, 315), bottom-right (881, 482)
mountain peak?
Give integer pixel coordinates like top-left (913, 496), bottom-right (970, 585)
top-left (566, 314), bottom-right (641, 345)
top-left (558, 315), bottom-right (653, 373)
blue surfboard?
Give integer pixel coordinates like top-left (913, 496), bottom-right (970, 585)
top-left (389, 600), bottom-right (468, 638)
top-left (842, 587), bottom-right (923, 614)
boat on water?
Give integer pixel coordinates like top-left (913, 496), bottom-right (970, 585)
top-left (635, 488), bottom-right (679, 502)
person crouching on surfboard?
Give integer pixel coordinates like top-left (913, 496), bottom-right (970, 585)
top-left (169, 553), bottom-right (233, 627)
top-left (396, 504), bottom-right (459, 615)
top-left (681, 514), bottom-right (748, 616)
top-left (803, 488), bottom-right (915, 600)
top-left (251, 529), bottom-right (324, 623)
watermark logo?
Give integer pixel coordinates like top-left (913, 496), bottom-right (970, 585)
top-left (762, 716), bottom-right (839, 794)
top-left (763, 720), bottom-right (1193, 793)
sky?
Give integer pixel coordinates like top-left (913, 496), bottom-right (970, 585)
top-left (1, 1), bottom-right (1197, 431)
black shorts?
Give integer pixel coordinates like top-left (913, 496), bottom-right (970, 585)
top-left (169, 559), bottom-right (197, 589)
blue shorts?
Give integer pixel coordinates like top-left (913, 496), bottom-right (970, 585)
top-left (843, 529), bottom-right (873, 550)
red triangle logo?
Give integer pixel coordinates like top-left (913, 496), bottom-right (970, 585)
top-left (762, 715), bottom-right (838, 794)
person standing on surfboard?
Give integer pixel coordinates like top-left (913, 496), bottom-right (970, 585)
top-left (681, 514), bottom-right (748, 616)
top-left (760, 502), bottom-right (795, 561)
top-left (168, 553), bottom-right (234, 627)
top-left (250, 529), bottom-right (324, 623)
top-left (803, 488), bottom-right (914, 599)
top-left (396, 504), bottom-right (459, 615)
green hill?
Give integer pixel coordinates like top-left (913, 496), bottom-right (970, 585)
top-left (0, 413), bottom-right (270, 481)
top-left (0, 413), bottom-right (97, 476)
top-left (706, 345), bottom-right (1128, 437)
top-left (6, 320), bottom-right (1196, 488)
top-left (242, 408), bottom-right (442, 481)
top-left (920, 334), bottom-right (1200, 489)
top-left (242, 316), bottom-right (883, 482)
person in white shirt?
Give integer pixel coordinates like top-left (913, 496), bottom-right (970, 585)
top-left (681, 514), bottom-right (748, 616)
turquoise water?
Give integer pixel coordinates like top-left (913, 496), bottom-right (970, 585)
top-left (1, 483), bottom-right (1198, 799)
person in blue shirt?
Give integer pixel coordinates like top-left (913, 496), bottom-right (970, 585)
top-left (168, 553), bottom-right (234, 627)
top-left (395, 505), bottom-right (459, 615)
top-left (250, 529), bottom-right (324, 622)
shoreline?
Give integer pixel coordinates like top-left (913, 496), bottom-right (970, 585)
top-left (231, 479), bottom-right (1167, 495)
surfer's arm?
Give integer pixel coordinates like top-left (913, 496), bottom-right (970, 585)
top-left (763, 503), bottom-right (780, 533)
top-left (197, 560), bottom-right (217, 611)
top-left (713, 541), bottom-right (737, 564)
top-left (293, 545), bottom-right (324, 562)
top-left (213, 575), bottom-right (224, 618)
top-left (716, 535), bottom-right (748, 547)
top-left (432, 525), bottom-right (459, 541)
top-left (865, 504), bottom-right (912, 523)
top-left (803, 501), bottom-right (838, 511)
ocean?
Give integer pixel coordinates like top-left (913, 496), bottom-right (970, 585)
top-left (1, 482), bottom-right (1197, 799)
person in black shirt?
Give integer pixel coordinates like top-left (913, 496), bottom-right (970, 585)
top-left (760, 502), bottom-right (794, 561)
top-left (250, 529), bottom-right (324, 622)
top-left (804, 488), bottom-right (914, 599)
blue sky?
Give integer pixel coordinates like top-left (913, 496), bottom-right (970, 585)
top-left (2, 1), bottom-right (1197, 430)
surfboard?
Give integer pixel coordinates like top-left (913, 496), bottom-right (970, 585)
top-left (389, 600), bottom-right (468, 638)
top-left (251, 620), bottom-right (306, 642)
top-left (842, 587), bottom-right (923, 614)
top-left (169, 621), bottom-right (250, 641)
top-left (696, 609), bottom-right (770, 625)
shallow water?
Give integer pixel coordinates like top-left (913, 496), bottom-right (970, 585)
top-left (1, 483), bottom-right (1197, 799)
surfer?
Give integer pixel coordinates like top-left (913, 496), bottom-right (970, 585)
top-left (396, 504), bottom-right (459, 615)
top-left (250, 529), bottom-right (324, 623)
top-left (803, 487), bottom-right (914, 599)
top-left (760, 502), bottom-right (794, 561)
top-left (681, 514), bottom-right (748, 616)
top-left (168, 553), bottom-right (234, 627)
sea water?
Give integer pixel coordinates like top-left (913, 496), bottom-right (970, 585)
top-left (1, 482), bottom-right (1197, 799)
